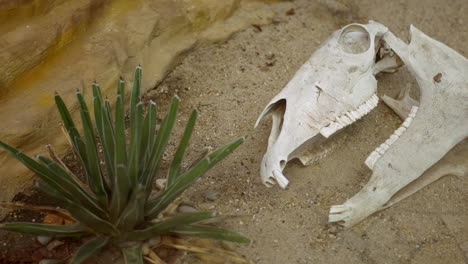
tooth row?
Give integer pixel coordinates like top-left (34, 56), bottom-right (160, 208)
top-left (320, 94), bottom-right (379, 138)
top-left (365, 106), bottom-right (419, 169)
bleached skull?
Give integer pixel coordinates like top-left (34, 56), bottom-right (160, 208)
top-left (256, 21), bottom-right (398, 188)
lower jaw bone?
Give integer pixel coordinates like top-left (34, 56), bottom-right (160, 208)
top-left (329, 26), bottom-right (468, 227)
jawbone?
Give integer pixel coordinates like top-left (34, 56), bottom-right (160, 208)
top-left (329, 26), bottom-right (468, 227)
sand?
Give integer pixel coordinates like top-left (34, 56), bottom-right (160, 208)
top-left (145, 0), bottom-right (467, 263)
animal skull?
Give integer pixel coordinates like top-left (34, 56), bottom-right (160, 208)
top-left (256, 21), bottom-right (399, 188)
top-left (329, 25), bottom-right (468, 227)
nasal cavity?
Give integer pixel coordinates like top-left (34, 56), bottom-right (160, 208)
top-left (269, 99), bottom-right (286, 143)
top-left (338, 25), bottom-right (371, 54)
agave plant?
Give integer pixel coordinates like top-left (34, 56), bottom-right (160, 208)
top-left (0, 66), bottom-right (248, 263)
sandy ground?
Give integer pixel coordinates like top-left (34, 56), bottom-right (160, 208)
top-left (144, 0), bottom-right (467, 263)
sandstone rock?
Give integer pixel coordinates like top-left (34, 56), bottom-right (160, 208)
top-left (0, 0), bottom-right (280, 217)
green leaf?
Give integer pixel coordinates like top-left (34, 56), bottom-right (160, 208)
top-left (206, 137), bottom-right (245, 170)
top-left (0, 222), bottom-right (87, 237)
top-left (54, 93), bottom-right (88, 169)
top-left (127, 102), bottom-right (143, 189)
top-left (92, 83), bottom-right (104, 144)
top-left (121, 243), bottom-right (144, 264)
top-left (139, 100), bottom-right (156, 170)
top-left (36, 182), bottom-right (117, 235)
top-left (129, 66), bottom-right (142, 142)
top-left (170, 225), bottom-right (251, 244)
top-left (142, 96), bottom-right (180, 196)
top-left (0, 141), bottom-right (104, 216)
top-left (70, 236), bottom-right (110, 264)
top-left (110, 93), bottom-right (129, 222)
top-left (117, 77), bottom-right (125, 98)
top-left (93, 83), bottom-right (115, 187)
top-left (126, 212), bottom-right (215, 241)
top-left (76, 90), bottom-right (108, 207)
top-left (146, 158), bottom-right (209, 218)
top-left (146, 137), bottom-right (244, 218)
top-left (116, 184), bottom-right (146, 231)
top-left (101, 98), bottom-right (116, 187)
top-left (167, 109), bottom-right (198, 187)
top-left (36, 155), bottom-right (106, 218)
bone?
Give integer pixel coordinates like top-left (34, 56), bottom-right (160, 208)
top-left (382, 85), bottom-right (420, 120)
top-left (330, 25), bottom-right (468, 227)
top-left (256, 22), bottom-right (391, 188)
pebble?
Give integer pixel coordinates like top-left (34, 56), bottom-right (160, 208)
top-left (177, 205), bottom-right (198, 213)
top-left (148, 236), bottom-right (161, 247)
top-left (142, 243), bottom-right (150, 255)
top-left (203, 191), bottom-right (220, 201)
top-left (155, 179), bottom-right (167, 190)
top-left (47, 240), bottom-right (64, 251)
top-left (37, 236), bottom-right (52, 245)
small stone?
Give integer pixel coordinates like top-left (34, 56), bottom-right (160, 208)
top-left (47, 240), bottom-right (64, 251)
top-left (142, 243), bottom-right (150, 255)
top-left (177, 205), bottom-right (198, 213)
top-left (198, 203), bottom-right (216, 210)
top-left (148, 236), bottom-right (161, 247)
top-left (155, 179), bottom-right (167, 190)
top-left (203, 191), bottom-right (220, 201)
top-left (37, 236), bottom-right (52, 245)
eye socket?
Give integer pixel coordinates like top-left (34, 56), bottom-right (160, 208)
top-left (338, 25), bottom-right (371, 54)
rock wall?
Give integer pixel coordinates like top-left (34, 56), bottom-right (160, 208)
top-left (0, 0), bottom-right (279, 207)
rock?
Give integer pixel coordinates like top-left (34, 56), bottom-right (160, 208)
top-left (37, 236), bottom-right (52, 245)
top-left (203, 191), bottom-right (220, 201)
top-left (177, 205), bottom-right (198, 213)
top-left (0, 0), bottom-right (279, 215)
top-left (46, 240), bottom-right (64, 251)
top-left (155, 179), bottom-right (167, 190)
top-left (148, 236), bottom-right (162, 247)
top-left (142, 243), bottom-right (150, 255)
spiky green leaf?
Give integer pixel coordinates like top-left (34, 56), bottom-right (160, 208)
top-left (0, 141), bottom-right (95, 210)
top-left (36, 182), bottom-right (117, 235)
top-left (116, 184), bottom-right (146, 231)
top-left (76, 90), bottom-right (108, 205)
top-left (70, 236), bottom-right (110, 264)
top-left (167, 109), bottom-right (198, 187)
top-left (129, 66), bottom-right (142, 141)
top-left (126, 212), bottom-right (215, 241)
top-left (142, 96), bottom-right (180, 196)
top-left (92, 83), bottom-right (115, 187)
top-left (121, 243), bottom-right (144, 264)
top-left (0, 222), bottom-right (87, 237)
top-left (36, 155), bottom-right (106, 217)
top-left (139, 100), bottom-right (156, 170)
top-left (170, 225), bottom-right (250, 244)
top-left (128, 102), bottom-right (143, 189)
top-left (146, 137), bottom-right (244, 218)
top-left (110, 93), bottom-right (129, 221)
top-left (54, 93), bottom-right (88, 169)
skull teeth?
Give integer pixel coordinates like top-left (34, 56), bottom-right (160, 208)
top-left (365, 106), bottom-right (419, 169)
top-left (320, 94), bottom-right (379, 138)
